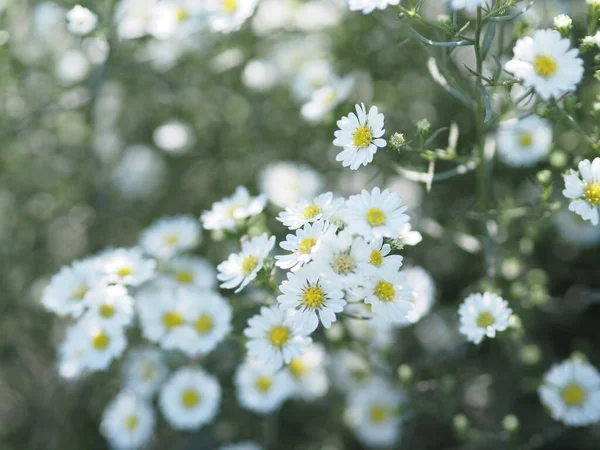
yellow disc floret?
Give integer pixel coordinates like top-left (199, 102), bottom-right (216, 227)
top-left (268, 326), bottom-right (290, 348)
top-left (241, 256), bottom-right (259, 276)
top-left (99, 303), bottom-right (116, 318)
top-left (175, 270), bottom-right (194, 284)
top-left (533, 55), bottom-right (558, 79)
top-left (584, 183), bottom-right (600, 206)
top-left (302, 285), bottom-right (326, 309)
top-left (163, 311), bottom-right (184, 330)
top-left (353, 125), bottom-right (373, 148)
top-left (298, 238), bottom-right (317, 255)
top-left (374, 280), bottom-right (395, 302)
top-left (369, 250), bottom-right (383, 267)
top-left (365, 207), bottom-right (386, 227)
top-left (476, 311), bottom-right (495, 328)
top-left (302, 205), bottom-right (322, 220)
top-left (255, 376), bottom-right (272, 393)
top-left (194, 314), bottom-right (214, 335)
top-left (223, 0), bottom-right (237, 13)
top-left (519, 132), bottom-right (533, 147)
top-left (181, 389), bottom-right (200, 408)
top-left (561, 383), bottom-right (585, 406)
top-left (92, 332), bottom-right (110, 350)
top-left (116, 267), bottom-right (134, 278)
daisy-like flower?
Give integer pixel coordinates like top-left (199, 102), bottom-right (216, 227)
top-left (275, 220), bottom-right (334, 271)
top-left (343, 187), bottom-right (410, 241)
top-left (234, 359), bottom-right (293, 415)
top-left (66, 5), bottom-right (98, 35)
top-left (301, 76), bottom-right (354, 123)
top-left (539, 359), bottom-right (600, 427)
top-left (284, 343), bottom-right (329, 400)
top-left (258, 161), bottom-right (324, 209)
top-left (362, 268), bottom-right (415, 324)
top-left (159, 368), bottom-right (221, 430)
top-left (458, 292), bottom-right (513, 344)
top-left (164, 255), bottom-right (217, 289)
top-left (449, 0), bottom-right (485, 10)
top-left (201, 186), bottom-right (266, 232)
top-left (348, 0), bottom-right (400, 14)
top-left (84, 284), bottom-right (134, 329)
top-left (217, 233), bottom-right (276, 293)
top-left (205, 0), bottom-right (260, 33)
top-left (101, 248), bottom-right (156, 286)
top-left (122, 347), bottom-right (168, 398)
top-left (58, 326), bottom-right (87, 379)
top-left (148, 0), bottom-right (203, 40)
top-left (277, 265), bottom-right (347, 333)
top-left (354, 237), bottom-right (403, 274)
top-left (101, 392), bottom-right (155, 450)
top-left (219, 443), bottom-right (263, 450)
top-left (312, 230), bottom-right (365, 287)
top-left (277, 192), bottom-right (344, 230)
top-left (497, 116), bottom-right (553, 167)
top-left (563, 158), bottom-right (600, 226)
top-left (139, 215), bottom-right (201, 260)
top-left (504, 29), bottom-right (584, 100)
top-left (400, 266), bottom-right (436, 326)
top-left (346, 378), bottom-right (407, 448)
top-left (244, 306), bottom-right (311, 369)
top-left (333, 103), bottom-right (386, 170)
top-left (68, 320), bottom-right (127, 371)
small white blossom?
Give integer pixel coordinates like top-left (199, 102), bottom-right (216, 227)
top-left (201, 186), bottom-right (266, 232)
top-left (66, 5), bottom-right (98, 35)
top-left (497, 116), bottom-right (553, 167)
top-left (562, 158), bottom-right (600, 226)
top-left (277, 192), bottom-right (344, 230)
top-left (458, 292), bottom-right (512, 344)
top-left (140, 215), bottom-right (201, 260)
top-left (101, 392), bottom-right (155, 450)
top-left (234, 359), bottom-right (293, 415)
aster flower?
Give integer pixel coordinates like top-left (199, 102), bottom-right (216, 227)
top-left (234, 359), bottom-right (293, 415)
top-left (84, 284), bottom-right (135, 329)
top-left (284, 343), bottom-right (329, 400)
top-left (139, 215), bottom-right (201, 260)
top-left (164, 255), bottom-right (217, 289)
top-left (275, 220), bottom-right (334, 271)
top-left (497, 116), bottom-right (553, 167)
top-left (562, 158), bottom-right (600, 226)
top-left (122, 347), bottom-right (168, 398)
top-left (311, 230), bottom-right (365, 287)
top-left (66, 319), bottom-right (127, 371)
top-left (201, 186), bottom-right (266, 232)
top-left (458, 292), bottom-right (513, 344)
top-left (100, 247), bottom-right (156, 286)
top-left (361, 268), bottom-right (415, 324)
top-left (258, 161), bottom-right (324, 209)
top-left (277, 192), bottom-right (344, 230)
top-left (101, 392), bottom-right (155, 450)
top-left (66, 5), bottom-right (98, 35)
top-left (354, 236), bottom-right (404, 274)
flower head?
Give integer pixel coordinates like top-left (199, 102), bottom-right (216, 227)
top-left (66, 5), bottom-right (98, 35)
top-left (458, 292), bottom-right (512, 344)
top-left (140, 215), bottom-right (201, 260)
top-left (563, 158), bottom-right (600, 226)
top-left (497, 116), bottom-right (553, 167)
top-left (101, 392), bottom-right (155, 449)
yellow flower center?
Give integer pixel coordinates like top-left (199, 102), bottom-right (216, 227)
top-left (533, 55), bottom-right (558, 79)
top-left (125, 415), bottom-right (138, 431)
top-left (175, 8), bottom-right (189, 22)
top-left (181, 389), bottom-right (200, 408)
top-left (71, 284), bottom-right (89, 301)
top-left (584, 183), bottom-right (600, 206)
top-left (194, 314), bottom-right (214, 335)
top-left (298, 237), bottom-right (317, 255)
top-left (163, 234), bottom-right (179, 246)
top-left (99, 303), bottom-right (116, 318)
top-left (561, 383), bottom-right (586, 406)
top-left (302, 205), bottom-right (322, 220)
top-left (302, 285), bottom-right (326, 309)
top-left (374, 280), bottom-right (395, 302)
top-left (241, 256), bottom-right (259, 276)
top-left (268, 326), bottom-right (290, 348)
top-left (162, 311), bottom-right (184, 330)
top-left (476, 311), bottom-right (495, 328)
top-left (116, 266), bottom-right (134, 278)
top-left (255, 376), bottom-right (272, 393)
top-left (369, 405), bottom-right (389, 423)
top-left (369, 250), bottom-right (383, 267)
top-left (223, 0), bottom-right (237, 13)
top-left (365, 207), bottom-right (386, 227)
top-left (92, 332), bottom-right (110, 350)
top-left (331, 253), bottom-right (356, 275)
top-left (519, 132), bottom-right (533, 147)
top-left (175, 270), bottom-right (194, 284)
top-left (353, 125), bottom-right (372, 148)
top-left (289, 358), bottom-right (306, 378)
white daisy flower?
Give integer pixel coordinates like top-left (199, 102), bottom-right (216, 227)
top-left (201, 186), bottom-right (266, 232)
top-left (497, 116), bottom-right (553, 167)
top-left (219, 443), bottom-right (263, 450)
top-left (354, 237), bottom-right (404, 274)
top-left (234, 359), bottom-right (293, 415)
top-left (122, 347), bottom-right (168, 398)
top-left (258, 161), bottom-right (324, 209)
top-left (159, 368), bottom-right (221, 430)
top-left (148, 0), bottom-right (203, 40)
top-left (346, 378), bottom-right (407, 448)
top-left (333, 103), bottom-right (386, 170)
top-left (301, 76), bottom-right (354, 123)
top-left (284, 343), bottom-right (329, 400)
top-left (277, 265), bottom-right (347, 334)
top-left (244, 306), bottom-right (311, 370)
top-left (343, 187), bottom-right (410, 241)
top-left (449, 0), bottom-right (485, 10)
top-left (164, 255), bottom-right (217, 289)
top-left (291, 59), bottom-right (337, 102)
top-left (139, 215), bottom-right (201, 260)
top-left (101, 392), bottom-right (155, 450)
top-left (563, 158), bottom-right (600, 226)
top-left (101, 248), bottom-right (156, 286)
top-left (555, 209), bottom-right (600, 247)
top-left (277, 192), bottom-right (344, 230)
top-left (398, 222), bottom-right (423, 246)
top-left (217, 233), bottom-right (276, 293)
top-left (205, 0), bottom-right (260, 33)
top-left (458, 292), bottom-right (513, 344)
top-left (504, 29), bottom-right (584, 101)
top-left (362, 268), bottom-right (415, 324)
top-left (539, 359), bottom-right (600, 427)
top-left (400, 266), bottom-right (436, 326)
top-left (66, 5), bottom-right (98, 35)
top-left (275, 220), bottom-right (334, 271)
top-left (348, 0), bottom-right (400, 14)
top-left (84, 284), bottom-right (134, 329)
top-left (311, 230), bottom-right (365, 287)
top-left (68, 320), bottom-right (127, 371)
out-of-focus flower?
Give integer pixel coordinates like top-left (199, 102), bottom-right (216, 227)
top-left (164, 255), bottom-right (217, 289)
top-left (101, 392), bottom-right (155, 449)
top-left (259, 161), bottom-right (324, 209)
top-left (201, 186), bottom-right (266, 232)
top-left (84, 284), bottom-right (135, 329)
top-left (450, 0), bottom-right (485, 10)
top-left (458, 292), bottom-right (512, 344)
top-left (66, 320), bottom-right (127, 371)
top-left (56, 50), bottom-right (90, 84)
top-left (112, 145), bottom-right (166, 200)
top-left (205, 0), bottom-right (259, 33)
top-left (140, 215), bottom-right (201, 260)
top-left (242, 59), bottom-right (278, 91)
top-left (301, 76), bottom-right (354, 123)
top-left (122, 347), bottom-right (168, 398)
top-left (101, 247), bottom-right (156, 286)
top-left (563, 158), bottom-right (600, 226)
top-left (66, 5), bottom-right (98, 35)
top-left (219, 443), bottom-right (263, 450)
top-left (153, 120), bottom-right (195, 155)
top-left (284, 343), bottom-right (329, 400)
top-left (497, 116), bottom-right (553, 167)
top-left (234, 359), bottom-right (293, 414)
top-left (555, 209), bottom-right (600, 246)
top-left (277, 192), bottom-right (344, 230)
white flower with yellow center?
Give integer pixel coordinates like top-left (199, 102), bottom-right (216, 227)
top-left (234, 359), bottom-right (293, 414)
top-left (563, 158), bottom-right (600, 226)
top-left (159, 368), bottom-right (221, 430)
top-left (84, 284), bottom-right (134, 329)
top-left (244, 306), bottom-right (311, 369)
top-left (66, 5), bottom-right (98, 35)
top-left (122, 347), bottom-right (168, 398)
top-left (333, 103), bottom-right (386, 170)
top-left (292, 59), bottom-right (337, 101)
top-left (284, 343), bottom-right (329, 400)
top-left (101, 247), bottom-right (156, 286)
top-left (362, 268), bottom-right (415, 324)
top-left (277, 265), bottom-right (347, 334)
top-left (148, 0), bottom-right (203, 40)
top-left (201, 186), bottom-right (266, 232)
top-left (497, 116), bottom-right (553, 167)
top-left (69, 320), bottom-right (127, 371)
top-left (354, 237), bottom-right (403, 275)
top-left (205, 0), bottom-right (260, 33)
top-left (539, 359), bottom-right (600, 427)
top-left (343, 187), bottom-right (410, 241)
top-left (301, 76), bottom-right (354, 123)
top-left (217, 233), bottom-right (276, 293)
top-left (140, 215), bottom-right (201, 260)
top-left (165, 255), bottom-right (217, 289)
top-left (277, 192), bottom-right (344, 230)
top-left (101, 392), bottom-right (155, 450)
top-left (347, 0), bottom-right (400, 14)
top-left (458, 292), bottom-right (512, 344)
top-left (504, 29), bottom-right (584, 101)
top-left (258, 161), bottom-right (324, 209)
top-left (275, 220), bottom-right (334, 271)
top-left (312, 230), bottom-right (365, 287)
top-left (346, 378), bottom-right (407, 448)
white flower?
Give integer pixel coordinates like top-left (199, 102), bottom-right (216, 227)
top-left (217, 233), bottom-right (275, 293)
top-left (101, 247), bottom-right (156, 286)
top-left (66, 5), bottom-right (98, 35)
top-left (164, 255), bottom-right (217, 289)
top-left (292, 59), bottom-right (337, 101)
top-left (497, 116), bottom-right (553, 167)
top-left (101, 392), bottom-right (155, 450)
top-left (398, 222), bottom-right (423, 246)
top-left (140, 215), bottom-right (201, 260)
top-left (153, 120), bottom-right (195, 155)
top-left (68, 320), bottom-right (127, 371)
top-left (301, 76), bottom-right (354, 123)
top-left (84, 284), bottom-right (134, 329)
top-left (277, 192), bottom-right (344, 230)
top-left (205, 0), bottom-right (259, 33)
top-left (201, 186), bottom-right (266, 232)
top-left (458, 292), bottom-right (512, 344)
top-left (562, 158), bottom-right (600, 226)
top-left (311, 230), bottom-right (365, 287)
top-left (348, 0), bottom-right (400, 14)
top-left (219, 443), bottom-right (263, 450)
top-left (333, 103), bottom-right (386, 170)
top-left (354, 236), bottom-right (404, 274)
top-left (159, 368), bottom-right (221, 430)
top-left (277, 265), bottom-right (347, 333)
top-left (148, 0), bottom-right (203, 40)
top-left (284, 343), bottom-right (329, 400)
top-left (258, 161), bottom-right (324, 209)
top-left (234, 359), bottom-right (293, 414)
top-left (555, 209), bottom-right (600, 247)
top-left (122, 348), bottom-right (168, 398)
top-left (242, 59), bottom-right (279, 92)
top-left (504, 29), bottom-right (584, 100)
top-left (112, 145), bottom-right (166, 199)
top-left (346, 378), bottom-right (407, 448)
top-left (362, 268), bottom-right (415, 324)
top-left (115, 0), bottom-right (157, 40)
top-left (449, 0), bottom-right (485, 10)
top-left (400, 266), bottom-right (436, 325)
top-left (539, 359), bottom-right (600, 427)
top-left (343, 187), bottom-right (410, 241)
top-left (329, 349), bottom-right (372, 393)
top-left (275, 220), bottom-right (334, 271)
top-left (244, 306), bottom-right (311, 369)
